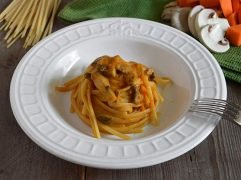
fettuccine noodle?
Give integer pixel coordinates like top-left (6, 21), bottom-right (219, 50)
top-left (56, 55), bottom-right (171, 140)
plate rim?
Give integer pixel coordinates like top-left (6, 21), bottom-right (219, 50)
top-left (10, 17), bottom-right (227, 169)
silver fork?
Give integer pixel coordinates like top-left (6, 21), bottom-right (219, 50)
top-left (189, 98), bottom-right (241, 126)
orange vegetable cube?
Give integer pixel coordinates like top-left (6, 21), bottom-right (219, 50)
top-left (226, 25), bottom-right (241, 46)
top-left (227, 12), bottom-right (238, 26)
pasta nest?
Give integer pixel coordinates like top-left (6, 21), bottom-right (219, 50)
top-left (56, 55), bottom-right (171, 140)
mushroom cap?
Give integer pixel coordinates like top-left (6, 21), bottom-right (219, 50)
top-left (171, 7), bottom-right (191, 33)
top-left (195, 9), bottom-right (218, 32)
top-left (188, 5), bottom-right (204, 38)
top-left (199, 24), bottom-right (230, 53)
top-left (161, 1), bottom-right (179, 21)
top-left (161, 6), bottom-right (180, 21)
top-left (164, 1), bottom-right (177, 8)
top-left (195, 8), bottom-right (230, 40)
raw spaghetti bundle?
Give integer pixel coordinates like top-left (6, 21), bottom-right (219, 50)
top-left (0, 0), bottom-right (61, 48)
top-left (56, 55), bottom-right (171, 140)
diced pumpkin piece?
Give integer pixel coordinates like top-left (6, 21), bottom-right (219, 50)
top-left (232, 0), bottom-right (240, 12)
top-left (227, 12), bottom-right (238, 26)
top-left (238, 10), bottom-right (241, 23)
top-left (226, 25), bottom-right (241, 46)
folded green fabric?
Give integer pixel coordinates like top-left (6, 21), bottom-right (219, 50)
top-left (59, 0), bottom-right (241, 83)
top-left (213, 47), bottom-right (241, 83)
top-left (58, 0), bottom-right (171, 22)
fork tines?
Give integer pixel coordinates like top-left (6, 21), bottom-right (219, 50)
top-left (190, 98), bottom-right (241, 125)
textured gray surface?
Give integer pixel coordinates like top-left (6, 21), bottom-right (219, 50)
top-left (1, 0), bottom-right (241, 179)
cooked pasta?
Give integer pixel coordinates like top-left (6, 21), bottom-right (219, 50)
top-left (56, 55), bottom-right (171, 140)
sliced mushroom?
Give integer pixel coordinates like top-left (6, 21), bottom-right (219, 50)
top-left (195, 9), bottom-right (230, 38)
top-left (161, 1), bottom-right (180, 21)
top-left (91, 72), bottom-right (116, 102)
top-left (129, 85), bottom-right (143, 104)
top-left (188, 5), bottom-right (204, 38)
top-left (171, 7), bottom-right (192, 33)
top-left (199, 24), bottom-right (230, 53)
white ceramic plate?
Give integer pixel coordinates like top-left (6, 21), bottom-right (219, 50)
top-left (10, 18), bottom-right (227, 169)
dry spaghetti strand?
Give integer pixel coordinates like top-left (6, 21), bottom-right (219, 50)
top-left (0, 0), bottom-right (61, 48)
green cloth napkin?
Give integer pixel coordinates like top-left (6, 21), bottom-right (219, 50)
top-left (58, 0), bottom-right (171, 22)
top-left (213, 48), bottom-right (241, 83)
top-left (59, 0), bottom-right (241, 83)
